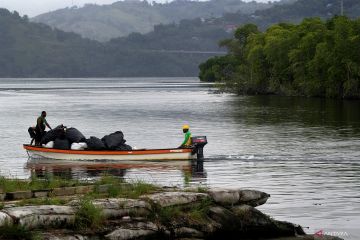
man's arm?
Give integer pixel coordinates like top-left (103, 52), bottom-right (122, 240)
top-left (44, 119), bottom-right (52, 130)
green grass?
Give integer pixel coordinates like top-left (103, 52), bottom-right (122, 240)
top-left (0, 224), bottom-right (40, 240)
top-left (187, 197), bottom-right (213, 223)
top-left (74, 198), bottom-right (104, 230)
top-left (150, 197), bottom-right (214, 229)
top-left (92, 175), bottom-right (160, 199)
top-left (183, 172), bottom-right (191, 186)
top-left (16, 197), bottom-right (68, 207)
top-left (0, 175), bottom-right (85, 193)
top-left (97, 174), bottom-right (124, 185)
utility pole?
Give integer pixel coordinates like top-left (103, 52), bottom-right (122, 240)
top-left (340, 0), bottom-right (344, 16)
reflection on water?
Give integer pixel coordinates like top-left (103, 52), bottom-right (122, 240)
top-left (0, 78), bottom-right (359, 239)
top-left (235, 95), bottom-right (360, 129)
top-left (26, 159), bottom-right (206, 188)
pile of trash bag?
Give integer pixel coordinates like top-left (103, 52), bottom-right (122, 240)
top-left (86, 131), bottom-right (132, 151)
top-left (40, 126), bottom-right (132, 151)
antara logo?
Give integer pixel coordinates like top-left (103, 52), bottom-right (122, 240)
top-left (314, 229), bottom-right (349, 238)
top-left (315, 230), bottom-right (324, 237)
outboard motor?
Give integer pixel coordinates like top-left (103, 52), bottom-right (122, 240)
top-left (192, 136), bottom-right (208, 160)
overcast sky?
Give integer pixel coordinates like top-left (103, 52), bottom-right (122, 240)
top-left (0, 0), bottom-right (273, 17)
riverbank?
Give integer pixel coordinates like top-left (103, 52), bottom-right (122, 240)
top-left (0, 177), bottom-right (343, 240)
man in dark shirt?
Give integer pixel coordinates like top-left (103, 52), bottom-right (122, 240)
top-left (35, 111), bottom-right (52, 145)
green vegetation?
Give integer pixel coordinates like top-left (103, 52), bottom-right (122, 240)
top-left (199, 16), bottom-right (360, 99)
top-left (150, 197), bottom-right (213, 230)
top-left (92, 176), bottom-right (160, 199)
top-left (0, 224), bottom-right (40, 240)
top-left (16, 197), bottom-right (68, 207)
top-left (0, 175), bottom-right (159, 205)
top-left (0, 175), bottom-right (83, 192)
top-left (33, 0), bottom-right (270, 41)
top-left (74, 198), bottom-right (104, 230)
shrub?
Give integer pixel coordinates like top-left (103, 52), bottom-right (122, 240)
top-left (74, 198), bottom-right (104, 230)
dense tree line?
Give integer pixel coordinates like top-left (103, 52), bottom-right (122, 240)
top-left (199, 16), bottom-right (360, 99)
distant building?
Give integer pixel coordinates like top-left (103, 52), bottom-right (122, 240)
top-left (224, 24), bottom-right (237, 33)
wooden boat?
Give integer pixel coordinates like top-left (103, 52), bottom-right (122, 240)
top-left (23, 144), bottom-right (196, 161)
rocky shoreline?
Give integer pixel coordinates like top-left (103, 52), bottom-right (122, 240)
top-left (0, 187), bottom-right (343, 240)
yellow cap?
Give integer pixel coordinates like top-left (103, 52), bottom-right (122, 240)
top-left (182, 124), bottom-right (190, 130)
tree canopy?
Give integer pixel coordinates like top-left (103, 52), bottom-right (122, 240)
top-left (199, 16), bottom-right (360, 99)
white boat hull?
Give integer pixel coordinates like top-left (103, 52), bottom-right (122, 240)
top-left (24, 145), bottom-right (196, 161)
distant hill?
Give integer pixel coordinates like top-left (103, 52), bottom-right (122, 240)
top-left (210, 0), bottom-right (360, 38)
top-left (0, 9), bottom-right (229, 77)
top-left (1, 0), bottom-right (360, 78)
top-left (249, 0), bottom-right (360, 28)
top-left (32, 0), bottom-right (271, 42)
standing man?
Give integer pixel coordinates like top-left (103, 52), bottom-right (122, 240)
top-left (35, 111), bottom-right (52, 145)
top-left (180, 124), bottom-right (192, 148)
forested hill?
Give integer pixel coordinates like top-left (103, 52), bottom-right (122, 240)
top-left (1, 0), bottom-right (360, 78)
top-left (0, 9), bottom-right (228, 77)
top-left (219, 0), bottom-right (360, 30)
top-left (0, 9), bottom-right (102, 77)
top-left (32, 0), bottom-right (271, 42)
top-left (250, 0), bottom-right (360, 29)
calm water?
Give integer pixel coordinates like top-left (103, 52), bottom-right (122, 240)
top-left (0, 78), bottom-right (359, 239)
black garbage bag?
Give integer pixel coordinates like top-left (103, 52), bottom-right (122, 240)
top-left (116, 144), bottom-right (132, 151)
top-left (28, 127), bottom-right (36, 139)
top-left (101, 131), bottom-right (125, 150)
top-left (53, 138), bottom-right (71, 150)
top-left (41, 125), bottom-right (65, 144)
top-left (86, 137), bottom-right (106, 150)
top-left (65, 127), bottom-right (86, 143)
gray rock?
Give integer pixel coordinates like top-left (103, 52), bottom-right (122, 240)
top-left (52, 187), bottom-right (77, 196)
top-left (238, 189), bottom-right (270, 206)
top-left (267, 236), bottom-right (343, 240)
top-left (175, 227), bottom-right (204, 238)
top-left (6, 191), bottom-right (32, 200)
top-left (105, 222), bottom-right (158, 240)
top-left (33, 190), bottom-right (51, 198)
top-left (0, 211), bottom-right (13, 227)
top-left (208, 205), bottom-right (305, 239)
top-left (208, 206), bottom-right (238, 226)
top-left (142, 192), bottom-right (208, 207)
top-left (42, 234), bottom-right (89, 240)
top-left (208, 189), bottom-right (240, 205)
top-left (208, 188), bottom-right (270, 207)
top-left (3, 205), bottom-right (75, 229)
top-left (92, 198), bottom-right (150, 219)
top-left (75, 185), bottom-right (94, 194)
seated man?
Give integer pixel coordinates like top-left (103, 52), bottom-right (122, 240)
top-left (180, 124), bottom-right (192, 148)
